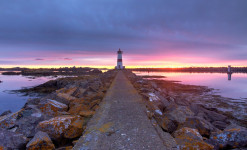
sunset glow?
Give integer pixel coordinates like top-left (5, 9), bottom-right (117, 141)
top-left (0, 0), bottom-right (246, 68)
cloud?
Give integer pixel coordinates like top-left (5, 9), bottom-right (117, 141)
top-left (35, 58), bottom-right (45, 61)
top-left (0, 0), bottom-right (246, 66)
top-left (64, 58), bottom-right (72, 61)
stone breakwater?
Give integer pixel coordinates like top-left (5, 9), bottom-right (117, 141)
top-left (125, 70), bottom-right (247, 150)
top-left (0, 70), bottom-right (116, 150)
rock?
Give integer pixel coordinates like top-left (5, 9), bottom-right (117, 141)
top-left (56, 146), bottom-right (73, 150)
top-left (26, 131), bottom-right (55, 150)
top-left (89, 99), bottom-right (101, 110)
top-left (68, 103), bottom-right (90, 115)
top-left (182, 117), bottom-right (218, 137)
top-left (155, 114), bottom-right (178, 133)
top-left (224, 123), bottom-right (247, 131)
top-left (56, 93), bottom-right (76, 101)
top-left (79, 110), bottom-right (95, 118)
top-left (174, 127), bottom-right (203, 141)
top-left (71, 87), bottom-right (86, 98)
top-left (2, 72), bottom-right (21, 75)
top-left (204, 138), bottom-right (220, 150)
top-left (174, 97), bottom-right (190, 106)
top-left (56, 87), bottom-right (77, 101)
top-left (210, 126), bottom-right (247, 149)
top-left (203, 109), bottom-right (228, 122)
top-left (189, 104), bottom-right (204, 115)
top-left (174, 127), bottom-right (214, 150)
top-left (15, 105), bottom-right (46, 137)
top-left (0, 145), bottom-right (7, 150)
top-left (36, 115), bottom-right (84, 140)
top-left (72, 140), bottom-right (78, 146)
top-left (44, 93), bottom-right (70, 105)
top-left (140, 87), bottom-right (150, 93)
top-left (0, 110), bottom-right (12, 117)
top-left (87, 91), bottom-right (105, 101)
top-left (38, 99), bottom-right (68, 117)
top-left (212, 121), bottom-right (229, 130)
top-left (88, 80), bottom-right (102, 92)
top-left (0, 110), bottom-right (21, 129)
top-left (24, 98), bottom-right (41, 106)
top-left (148, 92), bottom-right (167, 111)
top-left (150, 118), bottom-right (178, 150)
top-left (0, 128), bottom-right (28, 149)
top-left (166, 105), bottom-right (194, 124)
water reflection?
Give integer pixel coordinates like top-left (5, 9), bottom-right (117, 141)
top-left (133, 71), bottom-right (247, 99)
top-left (228, 73), bottom-right (232, 81)
top-left (0, 74), bottom-right (56, 114)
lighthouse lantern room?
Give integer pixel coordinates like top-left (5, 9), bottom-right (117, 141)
top-left (115, 48), bottom-right (125, 69)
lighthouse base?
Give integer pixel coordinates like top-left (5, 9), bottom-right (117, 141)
top-left (115, 66), bottom-right (125, 70)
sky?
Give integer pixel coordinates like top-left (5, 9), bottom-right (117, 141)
top-left (0, 0), bottom-right (247, 68)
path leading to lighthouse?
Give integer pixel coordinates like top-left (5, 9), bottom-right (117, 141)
top-left (73, 71), bottom-right (167, 150)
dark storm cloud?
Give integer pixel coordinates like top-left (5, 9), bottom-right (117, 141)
top-left (0, 0), bottom-right (247, 63)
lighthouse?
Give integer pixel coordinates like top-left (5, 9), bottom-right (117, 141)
top-left (115, 48), bottom-right (125, 69)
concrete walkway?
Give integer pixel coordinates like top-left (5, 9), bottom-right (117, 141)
top-left (73, 71), bottom-right (167, 150)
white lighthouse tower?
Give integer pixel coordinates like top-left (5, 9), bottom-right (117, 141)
top-left (115, 48), bottom-right (125, 69)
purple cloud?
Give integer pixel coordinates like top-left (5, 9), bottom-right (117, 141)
top-left (64, 58), bottom-right (72, 61)
top-left (35, 58), bottom-right (45, 61)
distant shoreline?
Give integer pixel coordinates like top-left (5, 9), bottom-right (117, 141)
top-left (128, 67), bottom-right (247, 73)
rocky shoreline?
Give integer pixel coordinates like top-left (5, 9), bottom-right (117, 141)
top-left (1, 68), bottom-right (103, 77)
top-left (0, 70), bottom-right (247, 149)
top-left (125, 70), bottom-right (247, 149)
top-left (0, 70), bottom-right (116, 149)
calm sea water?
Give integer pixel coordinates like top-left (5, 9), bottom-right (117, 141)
top-left (133, 71), bottom-right (247, 100)
top-left (0, 73), bottom-right (56, 114)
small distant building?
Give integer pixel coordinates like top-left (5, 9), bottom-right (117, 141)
top-left (115, 48), bottom-right (125, 69)
top-left (228, 65), bottom-right (231, 73)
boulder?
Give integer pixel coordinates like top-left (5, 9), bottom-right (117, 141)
top-left (89, 99), bottom-right (101, 110)
top-left (174, 127), bottom-right (214, 150)
top-left (166, 105), bottom-right (194, 124)
top-left (88, 80), bottom-right (102, 92)
top-left (174, 127), bottom-right (203, 141)
top-left (68, 103), bottom-right (90, 115)
top-left (0, 110), bottom-right (12, 117)
top-left (44, 93), bottom-right (70, 105)
top-left (24, 98), bottom-right (41, 106)
top-left (212, 121), bottom-right (229, 130)
top-left (36, 115), bottom-right (84, 140)
top-left (56, 87), bottom-right (77, 101)
top-left (79, 110), bottom-right (95, 118)
top-left (0, 146), bottom-right (7, 150)
top-left (210, 126), bottom-right (247, 149)
top-left (155, 114), bottom-right (178, 133)
top-left (15, 105), bottom-right (46, 137)
top-left (71, 87), bottom-right (86, 98)
top-left (182, 117), bottom-right (218, 137)
top-left (148, 92), bottom-right (167, 111)
top-left (174, 97), bottom-right (190, 106)
top-left (189, 104), bottom-right (204, 115)
top-left (38, 99), bottom-right (68, 117)
top-left (203, 109), bottom-right (228, 122)
top-left (0, 110), bottom-right (21, 129)
top-left (56, 146), bottom-right (73, 150)
top-left (56, 93), bottom-right (76, 101)
top-left (0, 128), bottom-right (28, 150)
top-left (26, 131), bottom-right (55, 150)
top-left (87, 92), bottom-right (105, 101)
